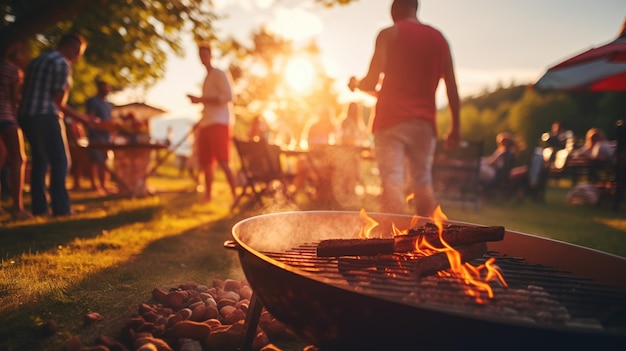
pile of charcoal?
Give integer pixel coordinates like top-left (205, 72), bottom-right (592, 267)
top-left (67, 279), bottom-right (313, 351)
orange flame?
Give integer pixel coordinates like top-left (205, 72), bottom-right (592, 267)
top-left (430, 205), bottom-right (507, 301)
top-left (405, 192), bottom-right (415, 205)
top-left (359, 206), bottom-right (507, 303)
top-left (392, 222), bottom-right (406, 236)
top-left (359, 208), bottom-right (379, 239)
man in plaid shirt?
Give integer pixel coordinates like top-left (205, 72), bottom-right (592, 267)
top-left (18, 33), bottom-right (96, 217)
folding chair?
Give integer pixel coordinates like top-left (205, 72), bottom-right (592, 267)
top-left (432, 139), bottom-right (483, 211)
top-left (231, 138), bottom-right (294, 210)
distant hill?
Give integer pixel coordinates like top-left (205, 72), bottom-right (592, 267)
top-left (461, 85), bottom-right (528, 110)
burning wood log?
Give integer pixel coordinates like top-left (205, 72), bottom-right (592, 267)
top-left (316, 224), bottom-right (504, 257)
top-left (412, 242), bottom-right (487, 278)
top-left (335, 243), bottom-right (488, 279)
top-left (318, 238), bottom-right (395, 257)
top-left (337, 254), bottom-right (414, 277)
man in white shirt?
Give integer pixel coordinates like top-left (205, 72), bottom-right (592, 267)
top-left (187, 43), bottom-right (237, 203)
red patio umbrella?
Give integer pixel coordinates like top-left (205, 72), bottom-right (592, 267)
top-left (534, 21), bottom-right (626, 92)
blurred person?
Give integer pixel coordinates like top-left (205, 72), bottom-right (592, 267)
top-left (340, 102), bottom-right (368, 147)
top-left (304, 105), bottom-right (339, 146)
top-left (351, 0), bottom-right (461, 216)
top-left (479, 132), bottom-right (520, 185)
top-left (542, 120), bottom-right (575, 170)
top-left (543, 120), bottom-right (575, 152)
top-left (293, 105), bottom-right (340, 202)
top-left (335, 102), bottom-right (369, 206)
top-left (85, 79), bottom-right (114, 194)
top-left (564, 127), bottom-right (615, 206)
top-left (248, 114), bottom-right (270, 142)
top-left (570, 128), bottom-right (615, 162)
top-left (187, 42), bottom-right (237, 203)
top-left (0, 39), bottom-right (30, 218)
top-left (17, 33), bottom-right (97, 217)
top-left (65, 118), bottom-right (95, 191)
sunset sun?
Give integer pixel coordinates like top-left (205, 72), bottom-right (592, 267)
top-left (284, 57), bottom-right (315, 93)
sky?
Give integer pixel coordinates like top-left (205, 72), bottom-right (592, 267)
top-left (109, 0), bottom-right (626, 126)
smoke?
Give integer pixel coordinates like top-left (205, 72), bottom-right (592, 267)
top-left (234, 211), bottom-right (363, 253)
top-left (233, 211), bottom-right (418, 253)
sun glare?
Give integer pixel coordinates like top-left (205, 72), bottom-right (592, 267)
top-left (284, 57), bottom-right (315, 93)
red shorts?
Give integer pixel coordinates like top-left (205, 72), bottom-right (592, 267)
top-left (196, 124), bottom-right (231, 166)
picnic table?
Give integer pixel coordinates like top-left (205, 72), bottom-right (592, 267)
top-left (85, 141), bottom-right (169, 197)
top-left (551, 156), bottom-right (612, 185)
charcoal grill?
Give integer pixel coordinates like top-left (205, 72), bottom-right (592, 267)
top-left (226, 211), bottom-right (626, 350)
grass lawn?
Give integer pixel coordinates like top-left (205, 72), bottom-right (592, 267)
top-left (444, 183), bottom-right (626, 258)
top-left (1, 160), bottom-right (625, 350)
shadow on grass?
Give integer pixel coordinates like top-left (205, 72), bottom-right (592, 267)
top-left (0, 206), bottom-right (163, 260)
top-left (5, 184), bottom-right (626, 350)
top-left (446, 186), bottom-right (626, 257)
top-left (0, 210), bottom-right (248, 350)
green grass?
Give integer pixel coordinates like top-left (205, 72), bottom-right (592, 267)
top-left (1, 162), bottom-right (625, 350)
top-left (0, 164), bottom-right (251, 350)
top-left (442, 185), bottom-right (626, 257)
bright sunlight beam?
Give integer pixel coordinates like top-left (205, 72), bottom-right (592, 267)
top-left (284, 57), bottom-right (315, 93)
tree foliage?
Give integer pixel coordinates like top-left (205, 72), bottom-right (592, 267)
top-left (439, 84), bottom-right (626, 163)
top-left (1, 0), bottom-right (219, 105)
top-left (1, 0), bottom-right (356, 107)
top-left (5, 0), bottom-right (622, 154)
top-left (220, 27), bottom-right (340, 142)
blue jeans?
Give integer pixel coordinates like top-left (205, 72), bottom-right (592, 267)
top-left (374, 120), bottom-right (436, 214)
top-left (21, 114), bottom-right (71, 216)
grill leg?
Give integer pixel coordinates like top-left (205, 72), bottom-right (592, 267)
top-left (241, 292), bottom-right (263, 351)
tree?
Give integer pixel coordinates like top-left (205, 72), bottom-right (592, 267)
top-left (1, 0), bottom-right (357, 107)
top-left (221, 27), bottom-right (341, 143)
top-left (1, 0), bottom-right (222, 105)
top-left (507, 89), bottom-right (583, 159)
top-left (596, 92), bottom-right (626, 140)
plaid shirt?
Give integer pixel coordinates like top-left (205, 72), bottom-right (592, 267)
top-left (18, 50), bottom-right (70, 118)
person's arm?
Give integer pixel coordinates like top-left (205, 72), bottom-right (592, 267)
top-left (356, 27), bottom-right (394, 96)
top-left (442, 42), bottom-right (461, 150)
top-left (61, 104), bottom-right (97, 126)
top-left (54, 89), bottom-right (96, 127)
top-left (484, 149), bottom-right (504, 167)
top-left (85, 98), bottom-right (117, 131)
top-left (187, 94), bottom-right (223, 105)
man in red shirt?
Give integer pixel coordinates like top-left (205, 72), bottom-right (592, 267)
top-left (352, 0), bottom-right (461, 216)
top-left (187, 43), bottom-right (237, 203)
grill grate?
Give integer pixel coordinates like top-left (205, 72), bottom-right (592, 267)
top-left (262, 242), bottom-right (626, 333)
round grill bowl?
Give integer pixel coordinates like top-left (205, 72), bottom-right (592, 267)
top-left (229, 211), bottom-right (626, 350)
